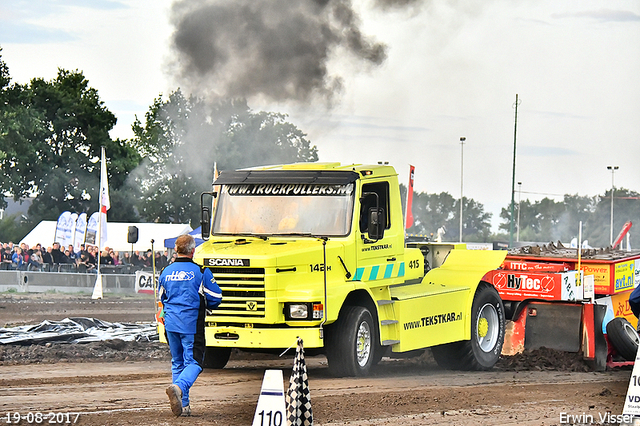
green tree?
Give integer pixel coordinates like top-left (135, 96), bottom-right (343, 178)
top-left (459, 198), bottom-right (493, 242)
top-left (0, 47), bottom-right (8, 89)
top-left (0, 51), bottom-right (141, 227)
top-left (555, 194), bottom-right (597, 242)
top-left (511, 199), bottom-right (538, 241)
top-left (131, 90), bottom-right (318, 225)
top-left (499, 190), bottom-right (639, 248)
top-left (406, 191), bottom-right (456, 238)
top-left (0, 51), bottom-right (47, 208)
top-left (0, 213), bottom-right (33, 243)
top-left (586, 188), bottom-right (640, 248)
top-left (401, 186), bottom-right (492, 242)
top-left (500, 197), bottom-right (561, 242)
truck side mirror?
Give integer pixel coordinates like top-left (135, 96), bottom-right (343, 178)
top-left (200, 191), bottom-right (216, 240)
top-left (201, 208), bottom-right (211, 240)
top-left (368, 207), bottom-right (386, 241)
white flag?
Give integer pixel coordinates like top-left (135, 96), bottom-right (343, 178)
top-left (99, 147), bottom-right (110, 250)
top-left (73, 212), bottom-right (87, 252)
top-left (67, 212), bottom-right (78, 250)
top-left (85, 212), bottom-right (100, 247)
top-left (100, 147), bottom-right (110, 211)
top-left (54, 211), bottom-right (73, 247)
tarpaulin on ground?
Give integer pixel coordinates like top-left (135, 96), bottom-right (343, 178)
top-left (0, 317), bottom-right (158, 345)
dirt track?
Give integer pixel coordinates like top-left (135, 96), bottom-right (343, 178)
top-left (0, 293), bottom-right (156, 326)
top-left (0, 293), bottom-right (634, 425)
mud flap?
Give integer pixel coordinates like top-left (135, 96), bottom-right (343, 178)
top-left (594, 305), bottom-right (608, 371)
top-left (524, 302), bottom-right (582, 352)
top-left (584, 304), bottom-right (607, 371)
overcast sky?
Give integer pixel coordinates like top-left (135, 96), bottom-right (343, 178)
top-left (1, 0), bottom-right (638, 232)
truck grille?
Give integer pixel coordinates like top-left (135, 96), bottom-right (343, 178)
top-left (209, 267), bottom-right (265, 318)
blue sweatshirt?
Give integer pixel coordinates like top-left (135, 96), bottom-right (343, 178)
top-left (159, 257), bottom-right (222, 334)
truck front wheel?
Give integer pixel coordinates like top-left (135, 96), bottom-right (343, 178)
top-left (202, 347), bottom-right (232, 369)
top-left (325, 306), bottom-right (376, 377)
top-left (432, 284), bottom-right (505, 370)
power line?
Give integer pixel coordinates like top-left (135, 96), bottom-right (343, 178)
top-left (518, 191), bottom-right (564, 197)
top-left (518, 191), bottom-right (640, 200)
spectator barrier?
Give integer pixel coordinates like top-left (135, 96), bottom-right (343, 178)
top-left (0, 269), bottom-right (156, 295)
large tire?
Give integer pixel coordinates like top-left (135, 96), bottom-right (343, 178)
top-left (431, 284), bottom-right (505, 370)
top-left (606, 317), bottom-right (639, 361)
top-left (202, 347), bottom-right (232, 369)
top-left (325, 306), bottom-right (376, 377)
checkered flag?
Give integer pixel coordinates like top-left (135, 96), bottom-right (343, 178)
top-left (286, 337), bottom-right (313, 426)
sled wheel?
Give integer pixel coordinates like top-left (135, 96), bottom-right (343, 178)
top-left (202, 347), bottom-right (232, 369)
top-left (431, 284), bottom-right (505, 370)
top-left (606, 317), bottom-right (639, 361)
top-left (326, 306), bottom-right (376, 377)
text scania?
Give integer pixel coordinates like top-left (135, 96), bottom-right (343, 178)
top-left (205, 258), bottom-right (250, 267)
top-left (403, 312), bottom-right (462, 330)
top-left (227, 184), bottom-right (353, 196)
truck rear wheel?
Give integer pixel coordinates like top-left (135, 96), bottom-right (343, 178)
top-left (326, 306), bottom-right (376, 377)
top-left (202, 347), bottom-right (232, 369)
top-left (431, 284), bottom-right (505, 370)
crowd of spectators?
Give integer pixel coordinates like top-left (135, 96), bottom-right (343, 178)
top-left (0, 241), bottom-right (175, 274)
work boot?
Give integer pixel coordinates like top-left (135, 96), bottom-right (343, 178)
top-left (165, 384), bottom-right (183, 417)
top-left (181, 405), bottom-right (191, 417)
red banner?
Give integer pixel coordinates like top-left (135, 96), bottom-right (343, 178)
top-left (405, 165), bottom-right (415, 229)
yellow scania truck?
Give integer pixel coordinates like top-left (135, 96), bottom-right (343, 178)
top-left (191, 162), bottom-right (507, 376)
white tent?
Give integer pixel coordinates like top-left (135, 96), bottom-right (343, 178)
top-left (20, 221), bottom-right (192, 253)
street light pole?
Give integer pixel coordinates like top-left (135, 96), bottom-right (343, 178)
top-left (509, 94), bottom-right (520, 248)
top-left (460, 136), bottom-right (465, 243)
top-left (607, 165), bottom-right (619, 245)
top-left (517, 182), bottom-right (522, 242)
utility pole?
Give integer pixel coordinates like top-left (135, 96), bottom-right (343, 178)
top-left (460, 137), bottom-right (465, 242)
top-left (517, 181), bottom-right (522, 242)
top-left (509, 94), bottom-right (520, 248)
top-left (607, 165), bottom-right (619, 245)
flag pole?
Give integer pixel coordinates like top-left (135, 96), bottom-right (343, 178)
top-left (92, 147), bottom-right (107, 300)
top-left (92, 208), bottom-right (104, 299)
top-left (403, 165), bottom-right (410, 234)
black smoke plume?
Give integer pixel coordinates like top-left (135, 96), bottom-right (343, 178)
top-left (169, 0), bottom-right (419, 104)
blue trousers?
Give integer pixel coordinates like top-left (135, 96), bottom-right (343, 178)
top-left (166, 331), bottom-right (203, 407)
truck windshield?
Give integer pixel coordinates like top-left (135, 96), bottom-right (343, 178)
top-left (213, 183), bottom-right (355, 237)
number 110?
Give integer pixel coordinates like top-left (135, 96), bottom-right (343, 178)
top-left (258, 410), bottom-right (283, 426)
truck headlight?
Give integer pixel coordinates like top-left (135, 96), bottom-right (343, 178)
top-left (284, 302), bottom-right (324, 320)
top-left (288, 303), bottom-right (309, 319)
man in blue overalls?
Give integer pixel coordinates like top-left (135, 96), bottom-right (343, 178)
top-left (159, 234), bottom-right (222, 417)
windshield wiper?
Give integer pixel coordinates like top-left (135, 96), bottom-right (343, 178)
top-left (215, 233), bottom-right (268, 241)
top-left (270, 233), bottom-right (323, 238)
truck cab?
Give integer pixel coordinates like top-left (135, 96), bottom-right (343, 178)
top-left (193, 162), bottom-right (507, 375)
